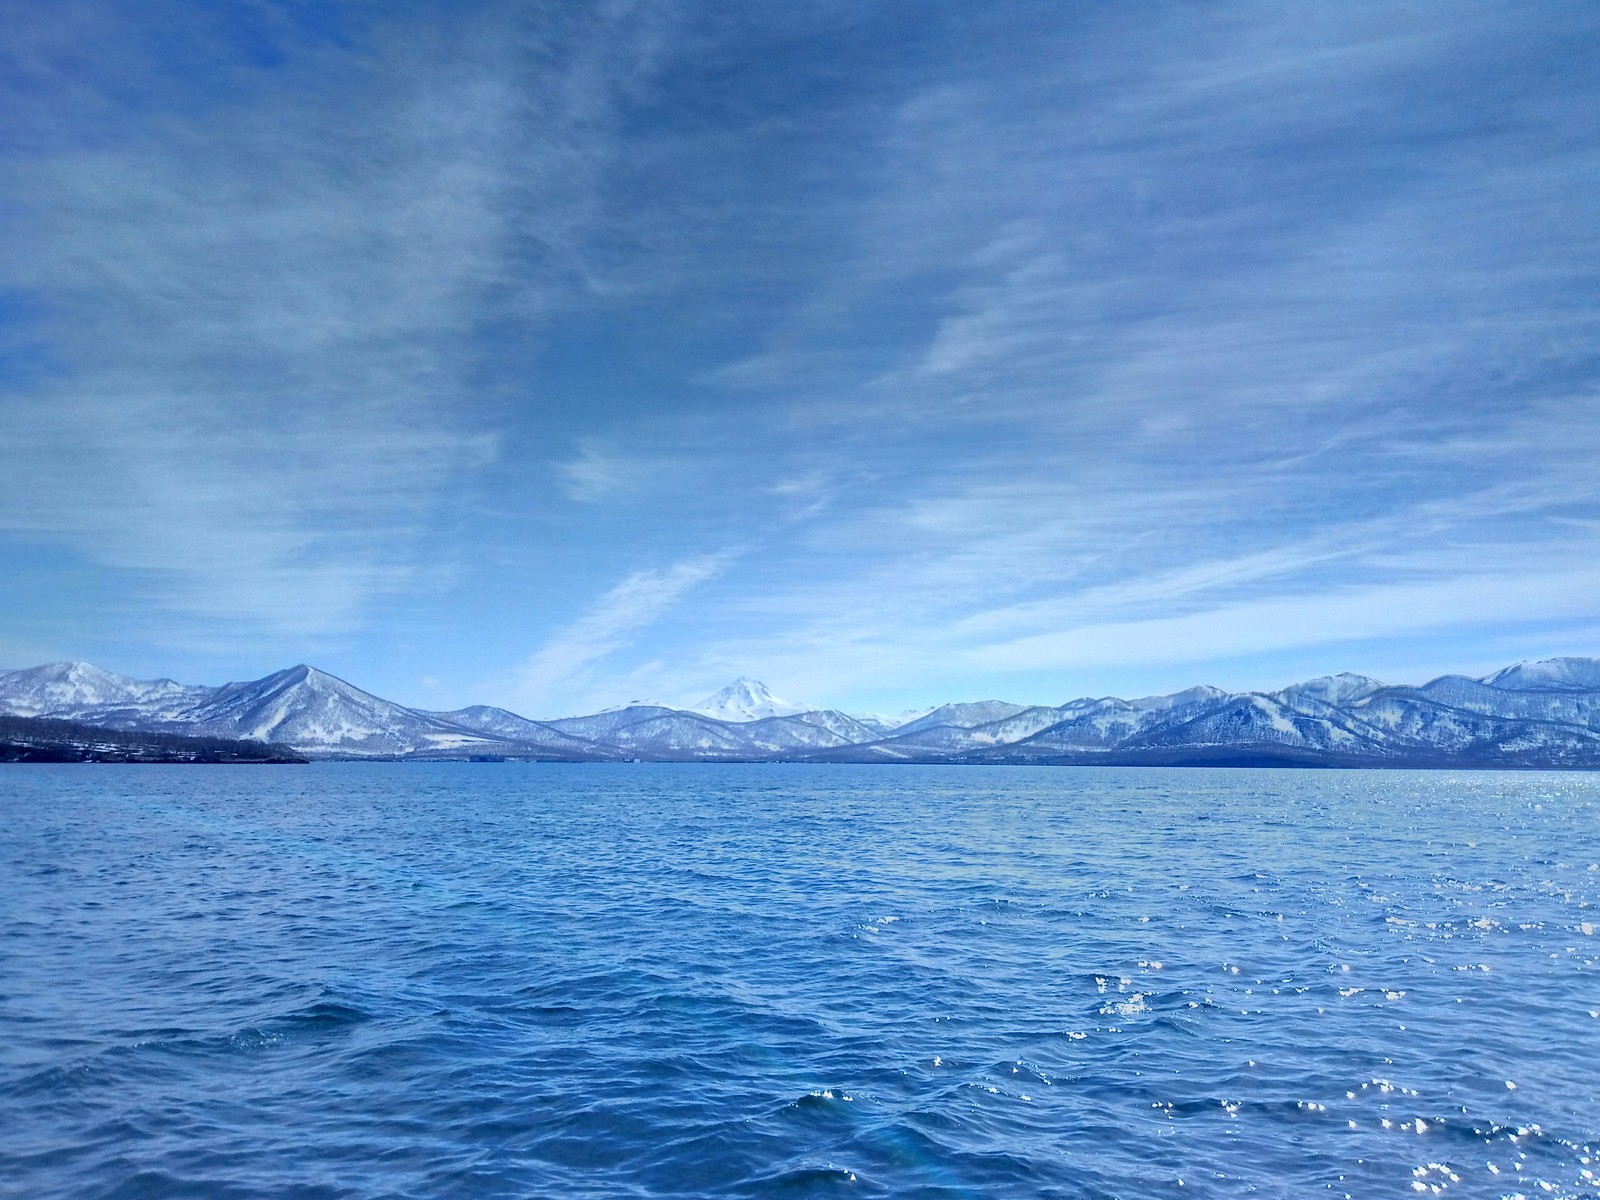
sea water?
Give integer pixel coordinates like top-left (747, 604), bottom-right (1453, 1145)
top-left (1, 764), bottom-right (1596, 1198)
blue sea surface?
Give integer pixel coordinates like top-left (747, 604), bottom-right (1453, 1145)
top-left (1, 764), bottom-right (1597, 1199)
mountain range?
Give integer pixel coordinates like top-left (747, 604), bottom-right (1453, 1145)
top-left (3, 657), bottom-right (1600, 768)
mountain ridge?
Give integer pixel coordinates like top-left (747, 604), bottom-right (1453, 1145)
top-left (4, 658), bottom-right (1600, 768)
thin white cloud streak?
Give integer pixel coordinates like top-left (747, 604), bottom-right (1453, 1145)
top-left (617, 6), bottom-right (1600, 702)
top-left (559, 440), bottom-right (641, 503)
top-left (555, 438), bottom-right (703, 505)
top-left (3, 2), bottom-right (1596, 700)
top-left (530, 418), bottom-right (1597, 707)
top-left (609, 461), bottom-right (1600, 707)
top-left (970, 567), bottom-right (1600, 674)
top-left (0, 5), bottom-right (673, 640)
top-left (500, 550), bottom-right (738, 715)
top-left (716, 5), bottom-right (1600, 465)
top-left (559, 7), bottom-right (1592, 705)
top-left (634, 555), bottom-right (1600, 711)
top-left (936, 467), bottom-right (1600, 644)
top-left (403, 3), bottom-right (1600, 710)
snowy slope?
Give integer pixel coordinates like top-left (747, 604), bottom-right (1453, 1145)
top-left (785, 710), bottom-right (885, 743)
top-left (1019, 698), bottom-right (1195, 751)
top-left (1273, 673), bottom-right (1384, 708)
top-left (1127, 685), bottom-right (1231, 711)
top-left (421, 705), bottom-right (616, 757)
top-left (547, 702), bottom-right (876, 757)
top-left (848, 707), bottom-right (936, 734)
top-left (1481, 657), bottom-right (1600, 692)
top-left (7, 655), bottom-right (1600, 766)
top-left (692, 678), bottom-right (810, 721)
top-left (1342, 690), bottom-right (1600, 762)
top-left (1127, 693), bottom-right (1381, 754)
top-left (1412, 676), bottom-right (1600, 729)
top-left (546, 704), bottom-right (773, 756)
top-left (0, 661), bottom-right (210, 719)
top-left (734, 711), bottom-right (881, 753)
top-left (893, 700), bottom-right (1031, 736)
top-left (179, 666), bottom-right (508, 758)
top-left (603, 711), bottom-right (759, 756)
top-left (957, 704), bottom-right (1083, 745)
top-left (879, 689), bottom-right (1231, 754)
top-left (544, 705), bottom-right (690, 742)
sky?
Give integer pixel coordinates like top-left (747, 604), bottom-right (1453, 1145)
top-left (2, 1), bottom-right (1599, 718)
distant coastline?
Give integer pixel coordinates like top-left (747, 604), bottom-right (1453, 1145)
top-left (0, 714), bottom-right (305, 764)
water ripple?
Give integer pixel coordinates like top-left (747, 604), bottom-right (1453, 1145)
top-left (1, 763), bottom-right (1597, 1197)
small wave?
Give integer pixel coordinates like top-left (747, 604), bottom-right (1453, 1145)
top-left (277, 1000), bottom-right (374, 1030)
top-left (747, 1163), bottom-right (861, 1193)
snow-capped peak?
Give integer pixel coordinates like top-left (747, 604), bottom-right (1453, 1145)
top-left (692, 677), bottom-right (809, 722)
top-left (1481, 657), bottom-right (1600, 692)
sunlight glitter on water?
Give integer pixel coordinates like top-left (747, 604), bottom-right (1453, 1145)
top-left (1, 763), bottom-right (1597, 1198)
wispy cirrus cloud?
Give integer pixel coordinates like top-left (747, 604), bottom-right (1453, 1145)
top-left (0, 2), bottom-right (674, 649)
top-left (968, 567), bottom-right (1600, 677)
top-left (4, 3), bottom-right (1598, 707)
top-left (559, 440), bottom-right (642, 503)
top-left (498, 550), bottom-right (739, 716)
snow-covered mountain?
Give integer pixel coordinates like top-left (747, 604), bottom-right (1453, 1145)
top-left (178, 666), bottom-right (516, 758)
top-left (0, 663), bottom-right (597, 759)
top-left (422, 705), bottom-right (610, 757)
top-left (692, 678), bottom-right (810, 722)
top-left (0, 661), bottom-right (209, 719)
top-left (1128, 684), bottom-right (1231, 711)
top-left (849, 706), bottom-right (936, 734)
top-left (892, 700), bottom-right (1031, 736)
top-left (1481, 657), bottom-right (1600, 692)
top-left (1412, 674), bottom-right (1600, 728)
top-left (812, 657), bottom-right (1600, 767)
top-left (542, 701), bottom-right (877, 758)
top-left (6, 654), bottom-right (1600, 767)
top-left (1272, 673), bottom-right (1383, 708)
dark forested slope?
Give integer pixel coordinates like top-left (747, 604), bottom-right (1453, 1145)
top-left (0, 715), bottom-right (306, 763)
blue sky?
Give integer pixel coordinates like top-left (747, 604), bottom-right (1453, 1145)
top-left (2, 1), bottom-right (1598, 716)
